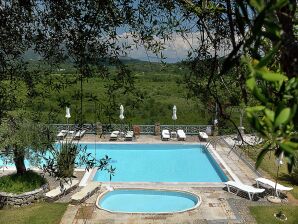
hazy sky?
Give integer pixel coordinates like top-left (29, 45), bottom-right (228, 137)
top-left (119, 32), bottom-right (200, 63)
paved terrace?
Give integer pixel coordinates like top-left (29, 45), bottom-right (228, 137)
top-left (1, 133), bottom-right (294, 223)
top-left (59, 134), bottom-right (278, 224)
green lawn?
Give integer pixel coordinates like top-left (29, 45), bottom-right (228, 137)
top-left (0, 171), bottom-right (46, 194)
top-left (243, 147), bottom-right (298, 199)
top-left (0, 203), bottom-right (68, 224)
top-left (250, 205), bottom-right (298, 224)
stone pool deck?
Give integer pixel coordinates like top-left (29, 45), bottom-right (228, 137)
top-left (1, 134), bottom-right (291, 223)
top-left (59, 134), bottom-right (277, 224)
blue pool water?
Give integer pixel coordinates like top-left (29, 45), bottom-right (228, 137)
top-left (92, 144), bottom-right (228, 182)
top-left (0, 143), bottom-right (228, 183)
top-left (98, 189), bottom-right (199, 213)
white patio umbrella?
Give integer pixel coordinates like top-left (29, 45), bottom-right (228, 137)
top-left (119, 105), bottom-right (124, 120)
top-left (65, 107), bottom-right (71, 131)
top-left (214, 119), bottom-right (218, 125)
top-left (119, 105), bottom-right (124, 133)
top-left (172, 105), bottom-right (177, 130)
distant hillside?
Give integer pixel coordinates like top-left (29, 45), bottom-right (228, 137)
top-left (23, 49), bottom-right (42, 61)
top-left (22, 49), bottom-right (144, 64)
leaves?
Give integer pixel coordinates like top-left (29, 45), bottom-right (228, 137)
top-left (275, 108), bottom-right (291, 127)
top-left (255, 70), bottom-right (288, 82)
top-left (249, 0), bottom-right (265, 12)
top-left (246, 77), bottom-right (256, 91)
top-left (264, 109), bottom-right (275, 122)
top-left (255, 143), bottom-right (271, 169)
top-left (279, 142), bottom-right (296, 155)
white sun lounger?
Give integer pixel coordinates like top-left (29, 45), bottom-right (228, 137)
top-left (45, 179), bottom-right (79, 201)
top-left (225, 181), bottom-right (265, 200)
top-left (57, 130), bottom-right (68, 140)
top-left (71, 182), bottom-right (100, 204)
top-left (177, 129), bottom-right (186, 141)
top-left (256, 178), bottom-right (293, 197)
top-left (125, 131), bottom-right (134, 141)
top-left (74, 130), bottom-right (86, 140)
top-left (110, 131), bottom-right (119, 141)
top-left (199, 131), bottom-right (208, 141)
top-left (161, 130), bottom-right (170, 141)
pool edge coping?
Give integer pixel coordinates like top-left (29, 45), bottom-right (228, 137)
top-left (87, 142), bottom-right (237, 184)
top-left (95, 188), bottom-right (202, 214)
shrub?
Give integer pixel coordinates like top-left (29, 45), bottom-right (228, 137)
top-left (0, 171), bottom-right (47, 194)
top-left (57, 142), bottom-right (78, 178)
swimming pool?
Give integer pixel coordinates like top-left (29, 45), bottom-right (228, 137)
top-left (97, 189), bottom-right (200, 213)
top-left (0, 143), bottom-right (228, 183)
top-left (92, 144), bottom-right (228, 182)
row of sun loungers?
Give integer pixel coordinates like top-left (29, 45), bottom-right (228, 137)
top-left (110, 130), bottom-right (134, 141)
top-left (225, 178), bottom-right (293, 200)
top-left (57, 130), bottom-right (86, 140)
top-left (161, 129), bottom-right (209, 141)
top-left (161, 129), bottom-right (186, 141)
top-left (58, 129), bottom-right (209, 142)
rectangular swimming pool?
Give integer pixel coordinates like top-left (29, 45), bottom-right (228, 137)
top-left (91, 144), bottom-right (228, 182)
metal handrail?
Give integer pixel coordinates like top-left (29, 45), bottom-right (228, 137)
top-left (219, 136), bottom-right (262, 177)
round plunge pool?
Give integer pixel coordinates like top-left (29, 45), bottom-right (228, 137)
top-left (96, 189), bottom-right (201, 213)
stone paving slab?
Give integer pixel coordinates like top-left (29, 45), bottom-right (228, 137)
top-left (58, 135), bottom-right (270, 224)
top-left (60, 187), bottom-right (260, 224)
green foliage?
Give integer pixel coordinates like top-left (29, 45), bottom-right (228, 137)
top-left (242, 0), bottom-right (298, 172)
top-left (0, 171), bottom-right (46, 194)
top-left (0, 202), bottom-right (68, 224)
top-left (0, 112), bottom-right (56, 173)
top-left (245, 60), bottom-right (297, 171)
top-left (12, 63), bottom-right (213, 125)
top-left (41, 141), bottom-right (114, 180)
top-left (56, 142), bottom-right (78, 178)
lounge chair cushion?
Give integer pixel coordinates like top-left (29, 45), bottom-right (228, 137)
top-left (177, 129), bottom-right (186, 140)
top-left (199, 131), bottom-right (208, 139)
top-left (110, 131), bottom-right (119, 139)
top-left (74, 130), bottom-right (86, 139)
top-left (125, 131), bottom-right (133, 138)
top-left (57, 130), bottom-right (68, 138)
top-left (161, 130), bottom-right (170, 140)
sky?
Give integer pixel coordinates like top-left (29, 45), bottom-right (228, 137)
top-left (118, 32), bottom-right (201, 63)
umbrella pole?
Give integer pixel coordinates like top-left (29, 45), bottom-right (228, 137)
top-left (174, 120), bottom-right (176, 131)
top-left (274, 164), bottom-right (280, 197)
top-left (67, 118), bottom-right (69, 132)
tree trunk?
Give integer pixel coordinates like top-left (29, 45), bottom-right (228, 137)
top-left (277, 1), bottom-right (298, 78)
top-left (13, 148), bottom-right (26, 175)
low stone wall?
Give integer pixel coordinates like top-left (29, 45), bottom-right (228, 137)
top-left (0, 183), bottom-right (49, 208)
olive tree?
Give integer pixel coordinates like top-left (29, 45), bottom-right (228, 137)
top-left (0, 112), bottom-right (55, 174)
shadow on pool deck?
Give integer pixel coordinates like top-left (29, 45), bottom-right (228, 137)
top-left (59, 135), bottom-right (267, 224)
top-left (60, 186), bottom-right (261, 224)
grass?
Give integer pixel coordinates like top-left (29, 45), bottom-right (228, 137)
top-left (243, 147), bottom-right (298, 199)
top-left (249, 205), bottom-right (298, 224)
top-left (0, 202), bottom-right (68, 224)
top-left (0, 171), bottom-right (47, 194)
